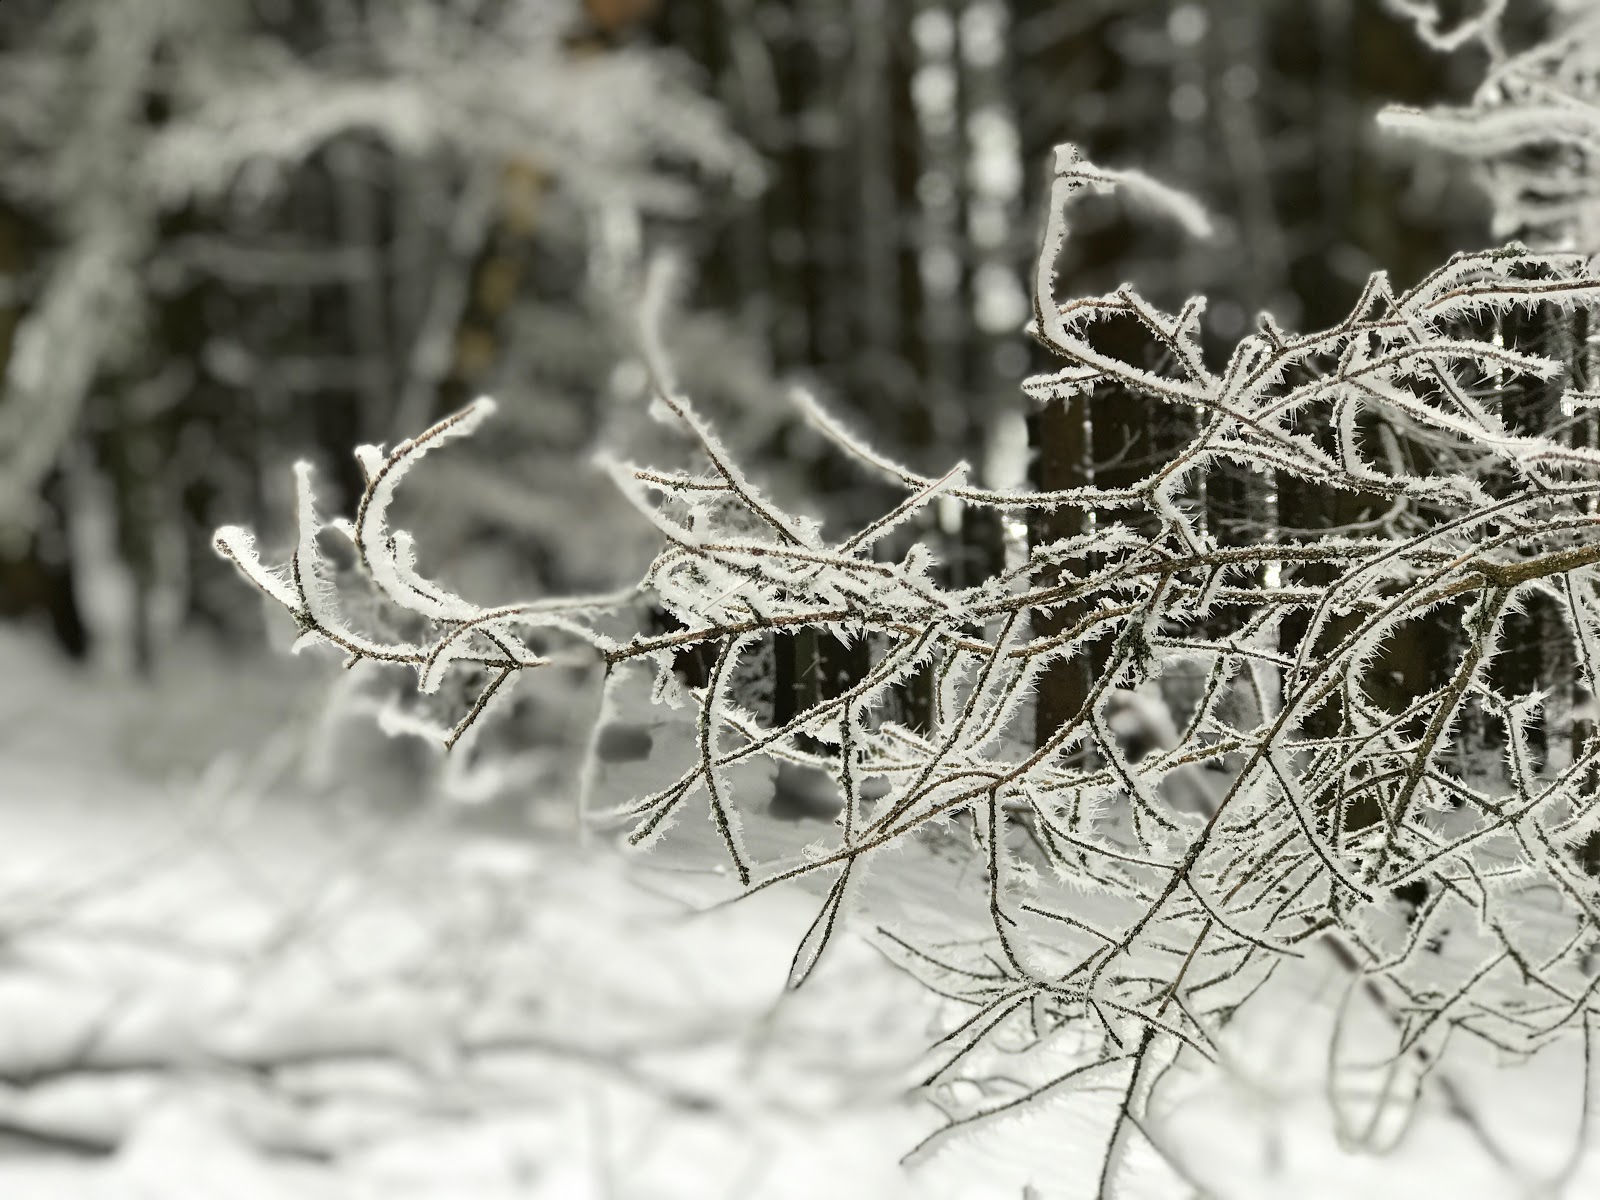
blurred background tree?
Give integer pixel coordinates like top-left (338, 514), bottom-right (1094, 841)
top-left (0, 0), bottom-right (753, 675)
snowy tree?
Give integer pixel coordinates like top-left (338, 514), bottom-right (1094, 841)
top-left (1381, 0), bottom-right (1600, 250)
top-left (0, 0), bottom-right (753, 669)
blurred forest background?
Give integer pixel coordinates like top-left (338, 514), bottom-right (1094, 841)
top-left (0, 0), bottom-right (1502, 683)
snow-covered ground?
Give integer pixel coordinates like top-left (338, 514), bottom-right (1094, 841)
top-left (0, 626), bottom-right (1596, 1198)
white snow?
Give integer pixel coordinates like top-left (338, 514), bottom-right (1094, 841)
top-left (3, 628), bottom-right (1598, 1196)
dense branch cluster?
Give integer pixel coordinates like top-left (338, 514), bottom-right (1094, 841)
top-left (218, 142), bottom-right (1600, 1182)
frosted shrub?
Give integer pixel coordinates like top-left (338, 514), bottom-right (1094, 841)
top-left (218, 141), bottom-right (1600, 1188)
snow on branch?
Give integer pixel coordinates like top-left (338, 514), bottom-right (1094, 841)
top-left (219, 141), bottom-right (1600, 1186)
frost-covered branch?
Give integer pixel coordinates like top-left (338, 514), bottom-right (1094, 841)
top-left (217, 137), bottom-right (1600, 1184)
